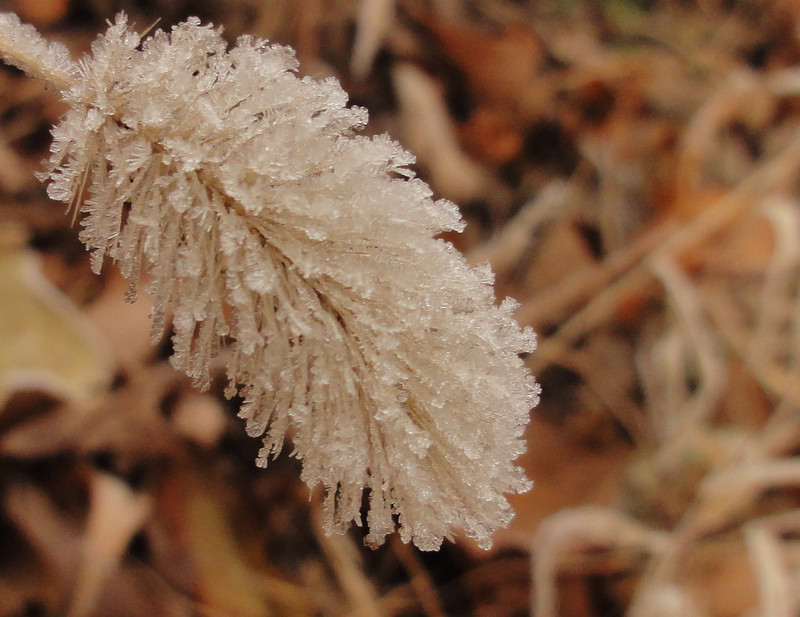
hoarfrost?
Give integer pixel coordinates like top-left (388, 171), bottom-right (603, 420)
top-left (1, 11), bottom-right (540, 550)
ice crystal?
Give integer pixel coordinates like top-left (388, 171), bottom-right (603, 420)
top-left (0, 12), bottom-right (77, 90)
top-left (0, 13), bottom-right (539, 550)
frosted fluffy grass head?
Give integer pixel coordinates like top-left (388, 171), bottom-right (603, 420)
top-left (0, 12), bottom-right (539, 550)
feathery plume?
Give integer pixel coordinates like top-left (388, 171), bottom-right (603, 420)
top-left (0, 12), bottom-right (539, 550)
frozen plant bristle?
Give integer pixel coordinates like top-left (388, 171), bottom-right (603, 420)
top-left (0, 12), bottom-right (539, 550)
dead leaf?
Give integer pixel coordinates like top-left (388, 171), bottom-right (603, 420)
top-left (350, 0), bottom-right (395, 80)
top-left (429, 21), bottom-right (546, 114)
top-left (497, 418), bottom-right (630, 549)
top-left (152, 462), bottom-right (272, 617)
top-left (0, 224), bottom-right (113, 408)
top-left (67, 471), bottom-right (152, 617)
top-left (11, 0), bottom-right (69, 27)
top-left (392, 62), bottom-right (498, 204)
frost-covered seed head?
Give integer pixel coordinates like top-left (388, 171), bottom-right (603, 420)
top-left (0, 12), bottom-right (540, 550)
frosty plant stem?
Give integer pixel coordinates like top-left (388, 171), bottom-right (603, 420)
top-left (0, 12), bottom-right (540, 550)
top-left (0, 16), bottom-right (75, 90)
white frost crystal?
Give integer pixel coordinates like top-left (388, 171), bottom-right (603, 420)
top-left (0, 13), bottom-right (539, 550)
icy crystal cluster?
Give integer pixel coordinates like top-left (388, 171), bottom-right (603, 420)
top-left (0, 13), bottom-right (539, 550)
